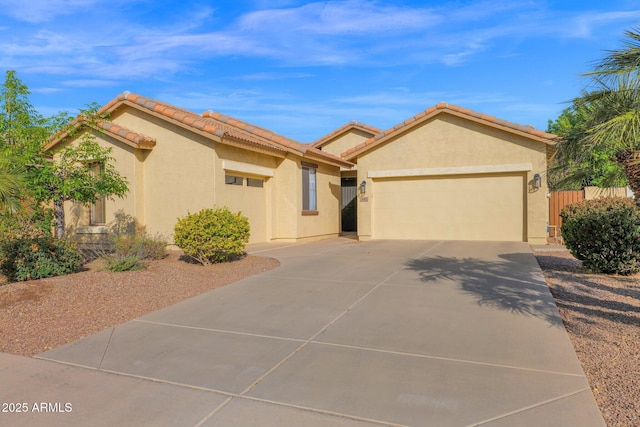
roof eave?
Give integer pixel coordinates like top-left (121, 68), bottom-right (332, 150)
top-left (343, 108), bottom-right (557, 161)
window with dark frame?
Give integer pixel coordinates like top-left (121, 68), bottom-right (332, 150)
top-left (90, 163), bottom-right (106, 225)
top-left (246, 178), bottom-right (264, 188)
top-left (225, 175), bottom-right (243, 185)
top-left (302, 163), bottom-right (317, 212)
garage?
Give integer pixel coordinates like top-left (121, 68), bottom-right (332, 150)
top-left (337, 103), bottom-right (556, 244)
top-left (372, 172), bottom-right (526, 241)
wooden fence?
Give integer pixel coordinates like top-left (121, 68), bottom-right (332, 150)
top-left (548, 186), bottom-right (629, 238)
top-left (548, 191), bottom-right (583, 238)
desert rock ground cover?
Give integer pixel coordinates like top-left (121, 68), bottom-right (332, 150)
top-left (534, 250), bottom-right (640, 426)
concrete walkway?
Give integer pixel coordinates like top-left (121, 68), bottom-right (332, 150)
top-left (1, 238), bottom-right (604, 426)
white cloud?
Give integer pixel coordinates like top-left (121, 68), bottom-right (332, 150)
top-left (3, 0), bottom-right (640, 84)
top-left (0, 0), bottom-right (110, 23)
top-left (62, 79), bottom-right (119, 88)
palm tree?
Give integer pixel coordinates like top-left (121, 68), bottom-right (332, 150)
top-left (567, 29), bottom-right (640, 201)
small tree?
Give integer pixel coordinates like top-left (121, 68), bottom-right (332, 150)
top-left (39, 136), bottom-right (129, 238)
top-left (0, 71), bottom-right (129, 237)
top-left (0, 150), bottom-right (25, 214)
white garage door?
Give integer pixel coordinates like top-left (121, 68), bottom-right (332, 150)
top-left (372, 173), bottom-right (525, 241)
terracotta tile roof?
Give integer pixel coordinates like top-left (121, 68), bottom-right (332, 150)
top-left (342, 102), bottom-right (558, 160)
top-left (45, 116), bottom-right (156, 151)
top-left (311, 121), bottom-right (382, 149)
top-left (99, 122), bottom-right (156, 149)
top-left (111, 93), bottom-right (288, 156)
top-left (202, 110), bottom-right (353, 168)
top-left (48, 92), bottom-right (353, 168)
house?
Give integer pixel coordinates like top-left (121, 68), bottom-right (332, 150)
top-left (46, 94), bottom-right (556, 245)
top-left (45, 92), bottom-right (353, 244)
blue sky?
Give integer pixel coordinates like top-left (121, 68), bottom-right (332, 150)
top-left (1, 0), bottom-right (639, 142)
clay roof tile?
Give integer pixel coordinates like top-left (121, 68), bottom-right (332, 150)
top-left (342, 102), bottom-right (557, 160)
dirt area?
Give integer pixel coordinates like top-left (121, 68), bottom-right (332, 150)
top-left (0, 251), bottom-right (279, 356)
top-left (534, 250), bottom-right (640, 427)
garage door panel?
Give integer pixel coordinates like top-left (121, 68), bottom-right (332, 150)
top-left (373, 174), bottom-right (524, 241)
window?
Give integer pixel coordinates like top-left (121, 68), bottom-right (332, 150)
top-left (247, 178), bottom-right (264, 188)
top-left (302, 163), bottom-right (317, 213)
top-left (90, 163), bottom-right (106, 225)
top-left (225, 175), bottom-right (243, 185)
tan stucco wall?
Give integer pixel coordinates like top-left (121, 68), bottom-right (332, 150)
top-left (112, 109), bottom-right (216, 240)
top-left (59, 129), bottom-right (138, 239)
top-left (317, 129), bottom-right (373, 157)
top-left (298, 161), bottom-right (341, 240)
top-left (584, 186), bottom-right (627, 199)
top-left (354, 114), bottom-right (549, 244)
top-left (214, 144), bottom-right (278, 243)
top-left (271, 154), bottom-right (341, 241)
top-left (60, 105), bottom-right (342, 245)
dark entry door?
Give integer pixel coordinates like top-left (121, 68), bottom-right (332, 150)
top-left (341, 178), bottom-right (357, 232)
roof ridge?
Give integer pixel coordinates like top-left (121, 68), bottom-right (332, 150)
top-left (341, 102), bottom-right (558, 159)
top-left (48, 92), bottom-right (353, 168)
top-left (202, 110), bottom-right (305, 150)
top-left (311, 121), bottom-right (383, 148)
top-left (202, 109), bottom-right (352, 166)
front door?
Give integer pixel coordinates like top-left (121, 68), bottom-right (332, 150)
top-left (341, 177), bottom-right (357, 232)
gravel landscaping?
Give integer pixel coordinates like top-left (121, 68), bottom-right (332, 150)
top-left (534, 250), bottom-right (640, 427)
top-left (0, 245), bottom-right (637, 425)
top-left (0, 250), bottom-right (279, 356)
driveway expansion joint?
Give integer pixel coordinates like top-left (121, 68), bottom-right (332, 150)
top-left (468, 387), bottom-right (595, 426)
top-left (309, 341), bottom-right (588, 378)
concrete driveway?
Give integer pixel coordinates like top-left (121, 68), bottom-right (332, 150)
top-left (1, 238), bottom-right (604, 426)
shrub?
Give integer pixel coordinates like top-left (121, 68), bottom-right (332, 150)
top-left (103, 254), bottom-right (145, 272)
top-left (101, 231), bottom-right (168, 272)
top-left (112, 232), bottom-right (167, 261)
top-left (561, 197), bottom-right (640, 275)
top-left (0, 237), bottom-right (83, 282)
top-left (0, 206), bottom-right (53, 241)
top-left (174, 207), bottom-right (250, 265)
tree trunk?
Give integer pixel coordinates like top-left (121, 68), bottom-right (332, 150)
top-left (53, 198), bottom-right (65, 239)
top-left (617, 150), bottom-right (640, 206)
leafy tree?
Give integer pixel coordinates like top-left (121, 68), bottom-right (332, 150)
top-left (0, 70), bottom-right (50, 148)
top-left (0, 70), bottom-right (128, 237)
top-left (553, 29), bottom-right (640, 200)
top-left (547, 101), bottom-right (626, 190)
top-left (0, 150), bottom-right (25, 213)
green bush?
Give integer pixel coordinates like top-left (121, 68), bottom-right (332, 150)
top-left (0, 237), bottom-right (83, 282)
top-left (561, 197), bottom-right (640, 275)
top-left (174, 207), bottom-right (250, 265)
top-left (112, 233), bottom-right (167, 261)
top-left (103, 254), bottom-right (145, 272)
top-left (0, 206), bottom-right (53, 241)
top-left (102, 231), bottom-right (167, 272)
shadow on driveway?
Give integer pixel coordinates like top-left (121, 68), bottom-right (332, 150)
top-left (404, 252), bottom-right (564, 327)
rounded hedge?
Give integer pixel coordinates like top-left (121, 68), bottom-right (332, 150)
top-left (560, 197), bottom-right (640, 275)
top-left (174, 207), bottom-right (250, 265)
top-left (0, 237), bottom-right (83, 282)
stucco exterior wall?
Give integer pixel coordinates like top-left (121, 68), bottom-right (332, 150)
top-left (60, 129), bottom-right (138, 241)
top-left (270, 154), bottom-right (341, 242)
top-left (214, 144), bottom-right (279, 243)
top-left (318, 129), bottom-right (374, 157)
top-left (298, 162), bottom-right (341, 240)
top-left (112, 109), bottom-right (216, 240)
top-left (354, 114), bottom-right (549, 244)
